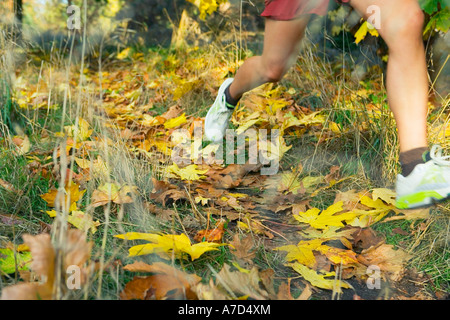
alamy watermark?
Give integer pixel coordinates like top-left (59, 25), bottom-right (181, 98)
top-left (366, 5), bottom-right (381, 30)
top-left (67, 5), bottom-right (81, 30)
top-left (66, 265), bottom-right (81, 290)
top-left (366, 265), bottom-right (381, 289)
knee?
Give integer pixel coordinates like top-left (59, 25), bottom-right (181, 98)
top-left (261, 59), bottom-right (288, 83)
top-left (382, 7), bottom-right (424, 48)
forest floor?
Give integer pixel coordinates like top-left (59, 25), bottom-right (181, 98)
top-left (0, 27), bottom-right (449, 300)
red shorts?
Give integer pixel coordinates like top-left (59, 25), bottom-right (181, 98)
top-left (261, 0), bottom-right (347, 20)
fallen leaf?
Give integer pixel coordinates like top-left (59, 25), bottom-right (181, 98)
top-left (194, 195), bottom-right (210, 206)
top-left (115, 232), bottom-right (227, 261)
top-left (12, 135), bottom-right (31, 155)
top-left (40, 183), bottom-right (86, 209)
top-left (64, 117), bottom-right (93, 142)
top-left (121, 261), bottom-right (201, 300)
top-left (316, 245), bottom-right (359, 266)
top-left (371, 188), bottom-right (396, 206)
top-left (213, 264), bottom-right (271, 300)
top-left (357, 243), bottom-right (412, 281)
top-left (0, 230), bottom-right (93, 300)
top-left (288, 262), bottom-right (351, 292)
top-left (117, 47), bottom-right (131, 60)
top-left (167, 163), bottom-right (208, 181)
top-left (229, 234), bottom-right (256, 265)
top-left (194, 219), bottom-right (226, 243)
top-left (90, 183), bottom-right (138, 207)
top-left (294, 201), bottom-right (358, 230)
top-left (352, 228), bottom-right (385, 251)
top-left (276, 239), bottom-right (324, 268)
top-left (163, 113), bottom-right (187, 129)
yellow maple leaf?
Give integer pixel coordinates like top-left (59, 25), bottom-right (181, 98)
top-left (117, 47), bottom-right (131, 60)
top-left (167, 163), bottom-right (208, 181)
top-left (354, 21), bottom-right (379, 44)
top-left (164, 113), bottom-right (187, 129)
top-left (293, 201), bottom-right (358, 230)
top-left (114, 232), bottom-right (226, 261)
top-left (75, 156), bottom-right (109, 178)
top-left (281, 111), bottom-right (326, 132)
top-left (288, 262), bottom-right (351, 292)
top-left (40, 183), bottom-right (86, 208)
top-left (347, 196), bottom-right (395, 228)
top-left (46, 209), bottom-right (100, 234)
top-left (64, 118), bottom-right (93, 142)
top-left (235, 118), bottom-right (260, 135)
top-left (276, 239), bottom-right (323, 268)
top-left (301, 226), bottom-right (355, 240)
top-left (194, 195), bottom-right (210, 206)
top-left (371, 188), bottom-right (396, 206)
top-left (316, 245), bottom-right (359, 266)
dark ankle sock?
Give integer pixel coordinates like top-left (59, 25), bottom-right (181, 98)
top-left (224, 84), bottom-right (240, 109)
top-left (399, 147), bottom-right (429, 176)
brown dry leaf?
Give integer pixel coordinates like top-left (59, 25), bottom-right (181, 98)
top-left (161, 104), bottom-right (182, 120)
top-left (334, 189), bottom-right (368, 211)
top-left (152, 188), bottom-right (187, 207)
top-left (357, 243), bottom-right (412, 281)
top-left (90, 183), bottom-right (138, 207)
top-left (64, 229), bottom-right (93, 284)
top-left (352, 228), bottom-right (385, 251)
top-left (121, 261), bottom-right (201, 300)
top-left (1, 233), bottom-right (54, 300)
top-left (12, 135), bottom-right (31, 155)
top-left (194, 219), bottom-right (226, 243)
top-left (276, 281), bottom-right (294, 300)
top-left (205, 163), bottom-right (261, 190)
top-left (22, 233), bottom-right (55, 281)
top-left (229, 234), bottom-right (256, 265)
top-left (0, 282), bottom-right (52, 300)
top-left (214, 264), bottom-right (271, 300)
top-left (149, 178), bottom-right (187, 206)
top-left (291, 201), bottom-right (310, 215)
top-left (207, 207), bottom-right (241, 221)
top-left (0, 229), bottom-right (93, 300)
top-left (194, 278), bottom-right (229, 300)
top-left (384, 208), bottom-right (430, 222)
top-left (277, 281), bottom-right (312, 300)
top-left (145, 202), bottom-right (174, 220)
top-left (325, 165), bottom-right (340, 183)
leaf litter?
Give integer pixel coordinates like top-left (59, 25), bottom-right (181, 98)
top-left (0, 17), bottom-right (443, 300)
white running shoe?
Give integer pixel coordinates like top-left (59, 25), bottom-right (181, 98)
top-left (204, 78), bottom-right (235, 142)
top-left (396, 145), bottom-right (450, 209)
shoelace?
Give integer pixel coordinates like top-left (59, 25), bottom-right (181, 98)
top-left (430, 145), bottom-right (450, 166)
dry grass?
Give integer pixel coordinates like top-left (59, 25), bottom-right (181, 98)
top-left (0, 5), bottom-right (449, 299)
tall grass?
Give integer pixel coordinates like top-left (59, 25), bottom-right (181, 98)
top-left (0, 2), bottom-right (448, 299)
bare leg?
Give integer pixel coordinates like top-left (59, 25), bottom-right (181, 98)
top-left (349, 0), bottom-right (428, 153)
top-left (228, 16), bottom-right (311, 100)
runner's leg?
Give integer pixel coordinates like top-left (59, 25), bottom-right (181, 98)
top-left (349, 0), bottom-right (428, 154)
top-left (228, 15), bottom-right (311, 101)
